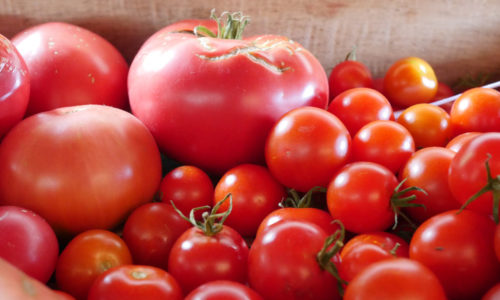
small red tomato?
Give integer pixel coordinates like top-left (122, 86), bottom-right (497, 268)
top-left (328, 58), bottom-right (374, 100)
top-left (445, 131), bottom-right (481, 153)
top-left (185, 280), bottom-right (264, 300)
top-left (433, 82), bottom-right (455, 112)
top-left (483, 282), bottom-right (500, 300)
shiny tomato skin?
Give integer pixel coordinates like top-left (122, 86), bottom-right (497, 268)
top-left (0, 206), bottom-right (59, 283)
top-left (0, 105), bottom-right (162, 236)
top-left (328, 60), bottom-right (374, 100)
top-left (55, 229), bottom-right (133, 300)
top-left (168, 225), bottom-right (249, 294)
top-left (185, 280), bottom-right (264, 300)
top-left (122, 202), bottom-right (191, 270)
top-left (265, 106), bottom-right (351, 192)
top-left (446, 131), bottom-right (481, 153)
top-left (410, 210), bottom-right (500, 300)
top-left (0, 34), bottom-right (30, 139)
top-left (12, 22), bottom-right (128, 116)
top-left (87, 265), bottom-right (183, 300)
top-left (343, 258), bottom-right (447, 300)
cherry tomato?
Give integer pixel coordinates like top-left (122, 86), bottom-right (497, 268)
top-left (55, 229), bottom-right (133, 300)
top-left (87, 265), bottom-right (183, 300)
top-left (185, 280), bottom-right (264, 300)
top-left (383, 57), bottom-right (438, 108)
top-left (433, 82), bottom-right (455, 112)
top-left (483, 283), bottom-right (500, 300)
top-left (410, 210), bottom-right (500, 300)
top-left (445, 131), bottom-right (481, 152)
top-left (265, 106), bottom-right (351, 192)
top-left (328, 59), bottom-right (374, 100)
top-left (343, 258), bottom-right (447, 300)
top-left (327, 87), bottom-right (394, 136)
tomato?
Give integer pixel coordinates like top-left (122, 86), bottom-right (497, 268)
top-left (327, 87), bottom-right (394, 136)
top-left (0, 105), bottom-right (162, 236)
top-left (396, 103), bottom-right (452, 148)
top-left (450, 87), bottom-right (500, 135)
top-left (448, 132), bottom-right (500, 219)
top-left (122, 202), bottom-right (191, 270)
top-left (410, 210), bottom-right (500, 300)
top-left (343, 258), bottom-right (447, 300)
top-left (339, 232), bottom-right (409, 282)
top-left (248, 221), bottom-right (341, 300)
top-left (328, 57), bottom-right (374, 100)
top-left (12, 22), bottom-right (128, 116)
top-left (214, 164), bottom-right (286, 237)
top-left (128, 13), bottom-right (328, 175)
top-left (383, 56), bottom-right (438, 108)
top-left (185, 280), bottom-right (264, 300)
top-left (55, 229), bottom-right (132, 300)
top-left (0, 34), bottom-right (29, 139)
top-left (446, 131), bottom-right (481, 152)
top-left (483, 283), bottom-right (500, 300)
top-left (433, 82), bottom-right (455, 112)
top-left (0, 206), bottom-right (58, 283)
top-left (87, 265), bottom-right (183, 300)
top-left (265, 106), bottom-right (351, 192)
top-left (351, 120), bottom-right (415, 174)
top-left (158, 165), bottom-right (214, 217)
top-left (398, 147), bottom-right (460, 223)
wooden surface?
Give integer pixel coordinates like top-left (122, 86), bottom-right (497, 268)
top-left (1, 0), bottom-right (499, 85)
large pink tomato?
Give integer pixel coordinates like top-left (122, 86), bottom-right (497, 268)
top-left (128, 13), bottom-right (329, 175)
top-left (0, 105), bottom-right (162, 236)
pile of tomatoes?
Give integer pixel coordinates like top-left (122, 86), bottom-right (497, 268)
top-left (0, 10), bottom-right (499, 300)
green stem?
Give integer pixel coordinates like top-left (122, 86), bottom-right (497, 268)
top-left (194, 9), bottom-right (250, 40)
top-left (279, 186), bottom-right (327, 208)
top-left (390, 178), bottom-right (427, 230)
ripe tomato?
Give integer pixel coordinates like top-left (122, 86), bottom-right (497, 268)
top-left (410, 210), bottom-right (500, 300)
top-left (483, 283), bottom-right (500, 300)
top-left (0, 34), bottom-right (29, 139)
top-left (327, 87), bottom-right (394, 136)
top-left (185, 280), bottom-right (264, 300)
top-left (446, 131), bottom-right (481, 152)
top-left (343, 258), bottom-right (447, 300)
top-left (265, 106), bottom-right (351, 192)
top-left (128, 13), bottom-right (328, 175)
top-left (383, 57), bottom-right (438, 108)
top-left (0, 206), bottom-right (59, 283)
top-left (351, 120), bottom-right (415, 174)
top-left (0, 105), bottom-right (162, 236)
top-left (55, 229), bottom-right (133, 300)
top-left (122, 202), bottom-right (191, 270)
top-left (87, 265), bottom-right (183, 300)
top-left (328, 58), bottom-right (374, 100)
top-left (248, 221), bottom-right (341, 300)
top-left (433, 82), bottom-right (454, 112)
top-left (450, 87), bottom-right (500, 135)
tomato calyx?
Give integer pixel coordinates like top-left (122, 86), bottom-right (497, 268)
top-left (171, 193), bottom-right (233, 236)
top-left (279, 186), bottom-right (326, 208)
top-left (390, 178), bottom-right (427, 229)
top-left (459, 154), bottom-right (500, 223)
top-left (194, 9), bottom-right (250, 39)
top-left (344, 46), bottom-right (357, 61)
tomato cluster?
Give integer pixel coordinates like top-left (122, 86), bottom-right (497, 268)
top-left (1, 10), bottom-right (500, 300)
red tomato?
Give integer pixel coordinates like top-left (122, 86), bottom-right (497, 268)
top-left (158, 165), bottom-right (214, 217)
top-left (398, 147), bottom-right (460, 223)
top-left (0, 105), bottom-right (162, 236)
top-left (128, 14), bottom-right (328, 175)
top-left (339, 232), bottom-right (409, 282)
top-left (450, 87), bottom-right (500, 135)
top-left (12, 22), bottom-right (128, 115)
top-left (483, 283), bottom-right (500, 300)
top-left (87, 265), bottom-right (183, 300)
top-left (0, 34), bottom-right (29, 139)
top-left (185, 280), bottom-right (264, 300)
top-left (327, 87), bottom-right (394, 136)
top-left (0, 206), bottom-right (58, 283)
top-left (265, 106), bottom-right (351, 192)
top-left (343, 258), bottom-right (447, 300)
top-left (248, 221), bottom-right (341, 300)
top-left (351, 120), bottom-right (415, 174)
top-left (446, 131), bottom-right (481, 152)
top-left (328, 59), bottom-right (374, 100)
top-left (214, 164), bottom-right (286, 237)
top-left (55, 229), bottom-right (133, 300)
top-left (122, 202), bottom-right (191, 269)
top-left (410, 210), bottom-right (500, 300)
top-left (433, 82), bottom-right (455, 112)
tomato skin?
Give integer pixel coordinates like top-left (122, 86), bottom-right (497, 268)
top-left (328, 60), bottom-right (374, 100)
top-left (12, 22), bottom-right (128, 115)
top-left (214, 164), bottom-right (286, 237)
top-left (265, 106), bottom-right (351, 192)
top-left (0, 206), bottom-right (59, 283)
top-left (483, 283), bottom-right (500, 300)
top-left (433, 82), bottom-right (454, 112)
top-left (383, 57), bottom-right (438, 108)
top-left (87, 265), bottom-right (183, 300)
top-left (409, 210), bottom-right (500, 300)
top-left (168, 225), bottom-right (249, 294)
top-left (445, 131), bottom-right (481, 153)
top-left (55, 229), bottom-right (133, 300)
top-left (0, 105), bottom-right (162, 236)
top-left (0, 34), bottom-right (30, 139)
top-left (185, 280), bottom-right (264, 300)
top-left (248, 221), bottom-right (341, 300)
top-left (122, 202), bottom-right (191, 270)
top-left (343, 258), bottom-right (447, 300)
